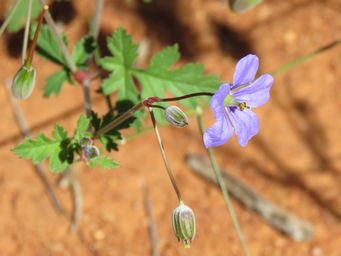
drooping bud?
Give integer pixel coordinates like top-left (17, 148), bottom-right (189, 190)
top-left (165, 106), bottom-right (188, 128)
top-left (171, 201), bottom-right (196, 248)
top-left (11, 64), bottom-right (36, 100)
top-left (82, 145), bottom-right (100, 160)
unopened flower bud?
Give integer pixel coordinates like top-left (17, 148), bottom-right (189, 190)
top-left (82, 145), bottom-right (100, 160)
top-left (171, 201), bottom-right (196, 248)
top-left (80, 136), bottom-right (93, 148)
top-left (11, 64), bottom-right (36, 100)
top-left (165, 106), bottom-right (188, 128)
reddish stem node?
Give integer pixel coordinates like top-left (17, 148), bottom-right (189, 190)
top-left (143, 97), bottom-right (161, 107)
top-left (74, 70), bottom-right (91, 84)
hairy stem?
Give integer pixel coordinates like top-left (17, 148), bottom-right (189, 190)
top-left (26, 4), bottom-right (48, 65)
top-left (149, 108), bottom-right (182, 201)
top-left (196, 107), bottom-right (250, 256)
top-left (159, 92), bottom-right (213, 102)
top-left (22, 0), bottom-right (33, 64)
top-left (0, 0), bottom-right (24, 38)
top-left (82, 79), bottom-right (92, 117)
top-left (91, 0), bottom-right (104, 39)
top-left (38, 0), bottom-right (76, 72)
top-left (270, 39), bottom-right (341, 76)
top-left (95, 102), bottom-right (144, 136)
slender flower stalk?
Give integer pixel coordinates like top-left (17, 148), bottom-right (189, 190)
top-left (270, 39), bottom-right (341, 76)
top-left (38, 0), bottom-right (77, 72)
top-left (0, 0), bottom-right (24, 38)
top-left (149, 107), bottom-right (182, 201)
top-left (95, 102), bottom-right (145, 137)
top-left (159, 92), bottom-right (213, 102)
top-left (25, 5), bottom-right (48, 66)
top-left (22, 0), bottom-right (33, 64)
top-left (196, 106), bottom-right (250, 256)
top-left (95, 92), bottom-right (213, 137)
top-left (91, 0), bottom-right (104, 39)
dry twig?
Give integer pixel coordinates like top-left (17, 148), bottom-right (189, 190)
top-left (186, 153), bottom-right (313, 241)
top-left (5, 80), bottom-right (64, 214)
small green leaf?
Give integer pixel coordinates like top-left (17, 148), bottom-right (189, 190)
top-left (74, 114), bottom-right (91, 142)
top-left (88, 156), bottom-right (119, 170)
top-left (31, 23), bottom-right (68, 67)
top-left (72, 35), bottom-right (96, 67)
top-left (6, 0), bottom-right (40, 32)
top-left (228, 0), bottom-right (263, 12)
top-left (12, 124), bottom-right (72, 173)
top-left (99, 28), bottom-right (139, 102)
top-left (44, 70), bottom-right (69, 97)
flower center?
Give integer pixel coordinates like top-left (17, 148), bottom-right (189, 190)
top-left (224, 94), bottom-right (249, 111)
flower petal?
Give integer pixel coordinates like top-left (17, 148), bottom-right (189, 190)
top-left (232, 54), bottom-right (259, 88)
top-left (233, 74), bottom-right (274, 108)
top-left (210, 83), bottom-right (230, 120)
top-left (228, 108), bottom-right (259, 147)
top-left (203, 116), bottom-right (233, 148)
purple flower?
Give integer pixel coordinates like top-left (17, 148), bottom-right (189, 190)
top-left (203, 54), bottom-right (274, 148)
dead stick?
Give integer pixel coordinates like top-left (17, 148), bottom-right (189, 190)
top-left (5, 81), bottom-right (64, 214)
top-left (186, 153), bottom-right (313, 241)
top-left (142, 184), bottom-right (160, 256)
top-left (58, 167), bottom-right (82, 231)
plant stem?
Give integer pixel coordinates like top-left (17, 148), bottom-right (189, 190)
top-left (82, 79), bottom-right (92, 117)
top-left (270, 39), bottom-right (341, 76)
top-left (159, 92), bottom-right (213, 102)
top-left (38, 0), bottom-right (76, 72)
top-left (0, 0), bottom-right (24, 38)
top-left (22, 0), bottom-right (33, 64)
top-left (96, 92), bottom-right (213, 137)
top-left (95, 102), bottom-right (144, 136)
top-left (26, 4), bottom-right (48, 65)
top-left (91, 0), bottom-right (104, 39)
top-left (149, 107), bottom-right (182, 201)
top-left (196, 106), bottom-right (250, 256)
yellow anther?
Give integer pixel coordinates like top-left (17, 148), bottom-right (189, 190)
top-left (239, 102), bottom-right (248, 111)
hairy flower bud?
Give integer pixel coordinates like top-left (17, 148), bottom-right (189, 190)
top-left (171, 202), bottom-right (196, 248)
top-left (11, 64), bottom-right (36, 100)
top-left (82, 145), bottom-right (100, 160)
top-left (165, 106), bottom-right (188, 128)
top-left (80, 136), bottom-right (93, 148)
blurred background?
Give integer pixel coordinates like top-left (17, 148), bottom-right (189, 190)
top-left (0, 0), bottom-right (340, 255)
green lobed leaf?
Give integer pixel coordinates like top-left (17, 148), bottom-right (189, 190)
top-left (134, 45), bottom-right (220, 107)
top-left (88, 156), bottom-right (119, 170)
top-left (99, 28), bottom-right (139, 102)
top-left (12, 124), bottom-right (72, 173)
top-left (44, 69), bottom-right (69, 97)
top-left (6, 0), bottom-right (41, 32)
top-left (99, 29), bottom-right (221, 124)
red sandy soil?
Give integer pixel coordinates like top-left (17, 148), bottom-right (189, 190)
top-left (0, 0), bottom-right (340, 255)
